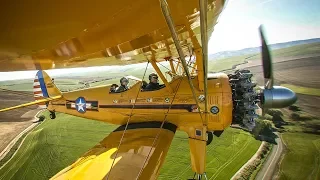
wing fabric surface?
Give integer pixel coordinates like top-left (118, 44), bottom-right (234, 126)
top-left (0, 0), bottom-right (226, 72)
top-left (51, 121), bottom-right (177, 180)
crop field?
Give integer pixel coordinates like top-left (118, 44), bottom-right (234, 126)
top-left (0, 89), bottom-right (36, 153)
top-left (0, 112), bottom-right (260, 180)
top-left (279, 133), bottom-right (320, 180)
top-left (281, 84), bottom-right (320, 97)
top-left (265, 102), bottom-right (320, 179)
top-left (212, 42), bottom-right (320, 74)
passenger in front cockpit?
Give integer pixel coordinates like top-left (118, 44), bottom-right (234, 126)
top-left (109, 84), bottom-right (119, 93)
top-left (115, 77), bottom-right (129, 93)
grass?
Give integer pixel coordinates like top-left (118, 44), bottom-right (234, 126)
top-left (159, 128), bottom-right (261, 180)
top-left (281, 84), bottom-right (320, 96)
top-left (208, 54), bottom-right (257, 72)
top-left (0, 83), bottom-right (33, 92)
top-left (0, 112), bottom-right (261, 180)
top-left (0, 131), bottom-right (30, 168)
top-left (271, 42), bottom-right (320, 58)
top-left (266, 105), bottom-right (320, 179)
top-left (279, 133), bottom-right (320, 180)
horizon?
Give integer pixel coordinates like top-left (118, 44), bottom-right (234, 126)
top-left (0, 34), bottom-right (318, 82)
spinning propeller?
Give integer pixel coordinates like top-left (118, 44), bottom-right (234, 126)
top-left (258, 25), bottom-right (297, 115)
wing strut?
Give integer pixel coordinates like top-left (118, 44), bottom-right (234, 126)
top-left (199, 0), bottom-right (209, 116)
top-left (159, 0), bottom-right (208, 177)
top-left (159, 0), bottom-right (204, 124)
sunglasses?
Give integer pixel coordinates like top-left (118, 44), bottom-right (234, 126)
top-left (152, 76), bottom-right (158, 79)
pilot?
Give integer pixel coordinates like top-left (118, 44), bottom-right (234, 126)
top-left (144, 73), bottom-right (165, 91)
top-left (141, 80), bottom-right (148, 89)
top-left (115, 77), bottom-right (129, 93)
top-left (109, 84), bottom-right (119, 93)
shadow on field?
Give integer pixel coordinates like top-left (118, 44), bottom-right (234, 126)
top-left (255, 131), bottom-right (278, 144)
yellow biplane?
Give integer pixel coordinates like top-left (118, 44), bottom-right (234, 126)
top-left (0, 0), bottom-right (297, 179)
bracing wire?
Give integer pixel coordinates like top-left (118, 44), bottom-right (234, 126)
top-left (171, 58), bottom-right (197, 72)
top-left (135, 69), bottom-right (186, 179)
top-left (135, 57), bottom-right (205, 179)
top-left (105, 61), bottom-right (150, 179)
top-left (158, 62), bottom-right (174, 73)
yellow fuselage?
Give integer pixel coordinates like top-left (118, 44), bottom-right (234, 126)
top-left (49, 73), bottom-right (232, 137)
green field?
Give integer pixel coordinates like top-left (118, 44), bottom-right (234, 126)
top-left (0, 112), bottom-right (261, 180)
top-left (279, 133), bottom-right (320, 180)
top-left (270, 42), bottom-right (320, 58)
top-left (281, 84), bottom-right (320, 97)
top-left (0, 79), bottom-right (34, 91)
top-left (208, 54), bottom-right (257, 72)
top-left (267, 106), bottom-right (320, 179)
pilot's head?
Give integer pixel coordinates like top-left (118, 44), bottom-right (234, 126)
top-left (111, 84), bottom-right (118, 90)
top-left (149, 73), bottom-right (159, 84)
top-left (120, 77), bottom-right (129, 86)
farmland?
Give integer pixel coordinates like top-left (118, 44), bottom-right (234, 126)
top-left (0, 89), bottom-right (37, 153)
top-left (279, 133), bottom-right (320, 180)
top-left (0, 40), bottom-right (319, 179)
top-left (0, 112), bottom-right (260, 180)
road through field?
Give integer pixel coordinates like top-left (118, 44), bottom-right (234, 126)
top-left (0, 110), bottom-right (42, 168)
top-left (255, 133), bottom-right (283, 180)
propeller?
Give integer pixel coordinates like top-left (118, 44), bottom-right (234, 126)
top-left (259, 25), bottom-right (273, 89)
top-left (258, 25), bottom-right (297, 116)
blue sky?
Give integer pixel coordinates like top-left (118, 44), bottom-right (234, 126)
top-left (209, 0), bottom-right (320, 53)
top-left (1, 0), bottom-right (320, 81)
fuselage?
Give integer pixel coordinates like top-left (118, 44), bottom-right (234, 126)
top-left (48, 73), bottom-right (233, 136)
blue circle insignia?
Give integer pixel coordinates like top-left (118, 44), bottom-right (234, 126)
top-left (210, 106), bottom-right (219, 114)
top-left (75, 97), bottom-right (86, 113)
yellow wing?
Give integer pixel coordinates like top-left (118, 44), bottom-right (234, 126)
top-left (51, 121), bottom-right (177, 180)
top-left (0, 0), bottom-right (226, 72)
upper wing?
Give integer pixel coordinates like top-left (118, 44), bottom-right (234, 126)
top-left (0, 0), bottom-right (226, 72)
top-left (51, 121), bottom-right (177, 180)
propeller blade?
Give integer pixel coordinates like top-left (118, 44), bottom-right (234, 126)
top-left (259, 25), bottom-right (273, 89)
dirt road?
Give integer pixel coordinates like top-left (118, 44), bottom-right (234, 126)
top-left (255, 133), bottom-right (283, 180)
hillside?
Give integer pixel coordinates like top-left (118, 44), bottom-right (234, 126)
top-left (208, 38), bottom-right (320, 60)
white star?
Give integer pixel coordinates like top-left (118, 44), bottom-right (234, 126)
top-left (76, 99), bottom-right (85, 112)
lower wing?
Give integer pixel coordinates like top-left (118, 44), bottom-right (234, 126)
top-left (51, 121), bottom-right (177, 180)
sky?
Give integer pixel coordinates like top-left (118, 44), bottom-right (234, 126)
top-left (1, 0), bottom-right (320, 81)
top-left (209, 0), bottom-right (320, 53)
